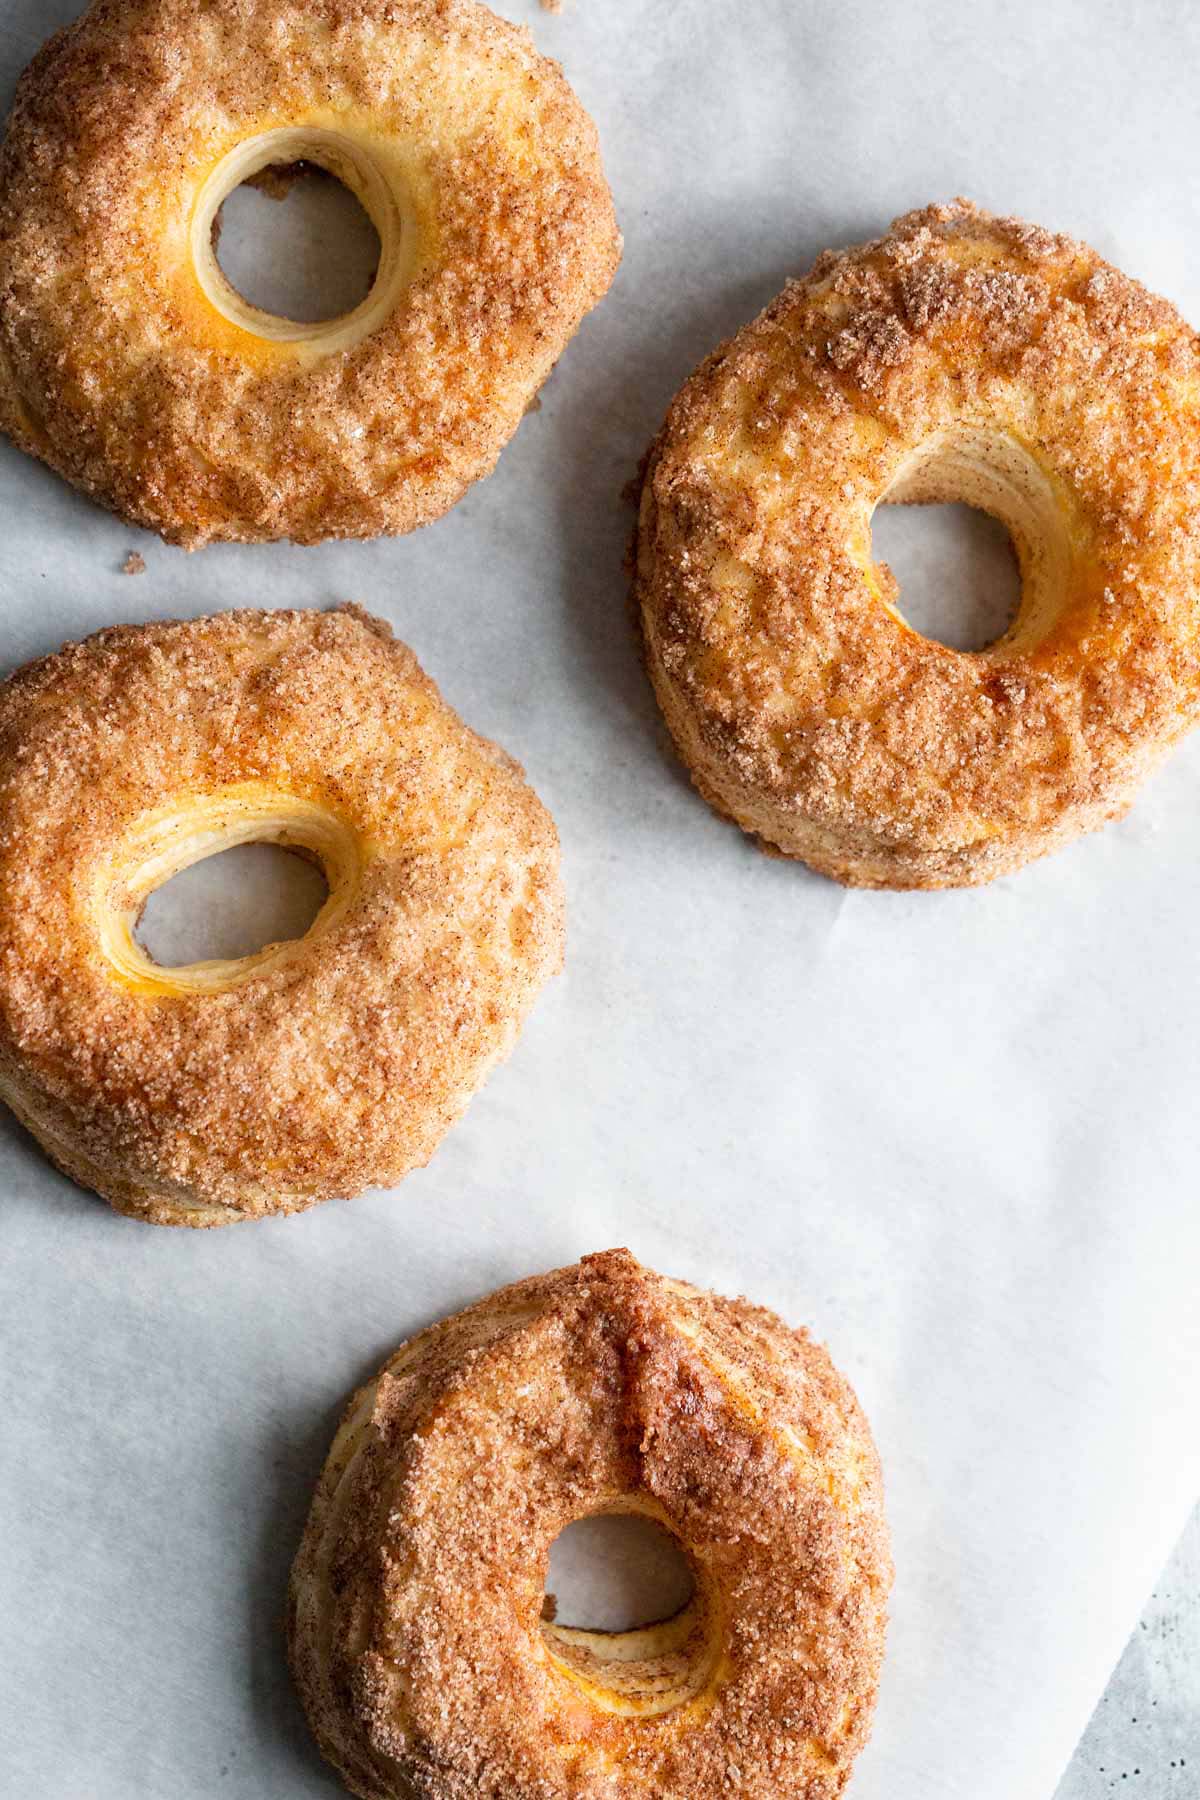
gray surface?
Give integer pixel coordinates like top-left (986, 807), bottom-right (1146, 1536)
top-left (1057, 1507), bottom-right (1199, 1798)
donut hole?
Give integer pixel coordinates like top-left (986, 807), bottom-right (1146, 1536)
top-left (544, 1514), bottom-right (696, 1632)
top-left (540, 1510), bottom-right (720, 1718)
top-left (213, 164), bottom-right (382, 326)
top-left (871, 425), bottom-right (1074, 654)
top-left (97, 788), bottom-right (364, 997)
top-left (135, 842), bottom-right (329, 968)
top-left (870, 503), bottom-right (1020, 652)
top-left (191, 128), bottom-right (413, 352)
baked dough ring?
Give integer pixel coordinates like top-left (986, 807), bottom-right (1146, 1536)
top-left (288, 1249), bottom-right (891, 1800)
top-left (636, 200), bottom-right (1200, 889)
top-left (0, 0), bottom-right (620, 547)
top-left (0, 606), bottom-right (563, 1226)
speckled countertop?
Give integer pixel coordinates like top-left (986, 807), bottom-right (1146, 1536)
top-left (1055, 1506), bottom-right (1199, 1797)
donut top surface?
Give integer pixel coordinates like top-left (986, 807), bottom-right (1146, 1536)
top-left (289, 1249), bottom-right (891, 1799)
top-left (637, 201), bottom-right (1200, 884)
top-left (0, 606), bottom-right (564, 1221)
top-left (0, 0), bottom-right (621, 544)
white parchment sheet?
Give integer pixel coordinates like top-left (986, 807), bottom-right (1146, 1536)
top-left (2, 3), bottom-right (1199, 1797)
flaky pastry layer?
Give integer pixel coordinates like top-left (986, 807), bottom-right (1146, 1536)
top-left (0, 0), bottom-right (621, 546)
top-left (635, 200), bottom-right (1200, 889)
top-left (0, 605), bottom-right (564, 1224)
top-left (288, 1250), bottom-right (891, 1800)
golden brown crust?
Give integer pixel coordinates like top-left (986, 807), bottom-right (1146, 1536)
top-left (0, 605), bottom-right (564, 1225)
top-left (288, 1250), bottom-right (891, 1800)
top-left (635, 200), bottom-right (1200, 889)
top-left (0, 0), bottom-right (621, 546)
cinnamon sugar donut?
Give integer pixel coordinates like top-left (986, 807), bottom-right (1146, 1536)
top-left (0, 0), bottom-right (620, 547)
top-left (636, 201), bottom-right (1200, 889)
top-left (0, 606), bottom-right (563, 1225)
top-left (288, 1249), bottom-right (891, 1800)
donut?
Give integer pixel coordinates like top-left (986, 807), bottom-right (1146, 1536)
top-left (0, 606), bottom-right (564, 1226)
top-left (288, 1249), bottom-right (891, 1800)
top-left (0, 0), bottom-right (620, 547)
top-left (635, 200), bottom-right (1200, 889)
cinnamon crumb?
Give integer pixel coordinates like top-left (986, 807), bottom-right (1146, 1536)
top-left (633, 201), bottom-right (1200, 889)
top-left (0, 0), bottom-right (618, 545)
top-left (287, 1252), bottom-right (891, 1798)
top-left (0, 606), bottom-right (565, 1224)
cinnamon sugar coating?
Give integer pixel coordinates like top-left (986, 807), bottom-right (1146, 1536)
top-left (635, 200), bottom-right (1200, 889)
top-left (0, 606), bottom-right (564, 1225)
top-left (288, 1250), bottom-right (891, 1800)
top-left (0, 0), bottom-right (620, 547)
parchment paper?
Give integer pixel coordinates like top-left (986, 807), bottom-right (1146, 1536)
top-left (3, 3), bottom-right (1200, 1797)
